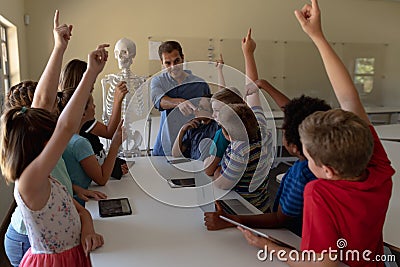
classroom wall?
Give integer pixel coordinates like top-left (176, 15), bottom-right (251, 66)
top-left (21, 0), bottom-right (400, 119)
top-left (0, 0), bottom-right (28, 81)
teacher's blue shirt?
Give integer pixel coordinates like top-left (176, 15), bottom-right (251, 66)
top-left (150, 70), bottom-right (210, 156)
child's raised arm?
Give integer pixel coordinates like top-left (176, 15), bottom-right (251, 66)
top-left (242, 28), bottom-right (262, 108)
top-left (215, 53), bottom-right (226, 90)
top-left (19, 45), bottom-right (109, 210)
top-left (242, 28), bottom-right (258, 83)
top-left (254, 79), bottom-right (290, 111)
top-left (32, 10), bottom-right (72, 111)
top-left (294, 0), bottom-right (370, 124)
top-left (90, 81), bottom-right (128, 139)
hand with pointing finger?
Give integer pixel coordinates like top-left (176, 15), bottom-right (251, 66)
top-left (294, 0), bottom-right (323, 41)
top-left (241, 28), bottom-right (256, 56)
top-left (53, 10), bottom-right (73, 51)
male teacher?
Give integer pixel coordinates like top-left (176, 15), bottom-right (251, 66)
top-left (151, 41), bottom-right (210, 156)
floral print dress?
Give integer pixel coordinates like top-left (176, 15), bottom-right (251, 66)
top-left (14, 177), bottom-right (91, 267)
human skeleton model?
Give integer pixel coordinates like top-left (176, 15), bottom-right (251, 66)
top-left (101, 38), bottom-right (145, 154)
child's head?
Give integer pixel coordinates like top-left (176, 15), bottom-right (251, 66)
top-left (6, 81), bottom-right (37, 109)
top-left (211, 87), bottom-right (244, 121)
top-left (57, 87), bottom-right (95, 122)
top-left (59, 59), bottom-right (87, 91)
top-left (219, 103), bottom-right (259, 142)
top-left (0, 107), bottom-right (57, 183)
top-left (299, 109), bottom-right (373, 179)
top-left (282, 95), bottom-right (331, 157)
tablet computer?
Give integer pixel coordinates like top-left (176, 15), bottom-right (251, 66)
top-left (168, 178), bottom-right (196, 188)
top-left (167, 158), bottom-right (192, 164)
top-left (99, 198), bottom-right (132, 217)
top-left (216, 199), bottom-right (255, 215)
top-left (219, 215), bottom-right (296, 249)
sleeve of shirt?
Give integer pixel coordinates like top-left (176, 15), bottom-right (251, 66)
top-left (279, 165), bottom-right (314, 217)
top-left (202, 82), bottom-right (211, 95)
top-left (72, 137), bottom-right (95, 162)
top-left (210, 130), bottom-right (230, 158)
top-left (150, 76), bottom-right (167, 111)
top-left (80, 119), bottom-right (97, 134)
top-left (368, 126), bottom-right (395, 176)
top-left (301, 182), bottom-right (339, 252)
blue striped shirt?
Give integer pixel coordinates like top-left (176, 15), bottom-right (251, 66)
top-left (273, 160), bottom-right (316, 236)
top-left (221, 106), bottom-right (274, 212)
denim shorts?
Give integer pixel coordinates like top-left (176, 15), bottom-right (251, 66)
top-left (4, 224), bottom-right (31, 267)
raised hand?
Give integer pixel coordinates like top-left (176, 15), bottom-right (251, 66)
top-left (53, 10), bottom-right (73, 51)
top-left (294, 0), bottom-right (323, 40)
top-left (215, 53), bottom-right (224, 70)
top-left (88, 44), bottom-right (110, 76)
top-left (241, 28), bottom-right (256, 56)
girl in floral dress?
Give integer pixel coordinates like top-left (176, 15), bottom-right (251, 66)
top-left (0, 44), bottom-right (109, 266)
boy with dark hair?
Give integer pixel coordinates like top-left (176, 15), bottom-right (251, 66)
top-left (239, 1), bottom-right (395, 266)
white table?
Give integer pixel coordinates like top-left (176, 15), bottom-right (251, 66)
top-left (375, 124), bottom-right (400, 141)
top-left (86, 157), bottom-right (301, 267)
top-left (365, 106), bottom-right (400, 124)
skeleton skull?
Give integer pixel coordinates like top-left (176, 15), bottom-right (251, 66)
top-left (114, 38), bottom-right (136, 69)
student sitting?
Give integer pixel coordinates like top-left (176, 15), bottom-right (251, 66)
top-left (172, 95), bottom-right (219, 160)
top-left (204, 29), bottom-right (274, 213)
top-left (204, 87), bottom-right (245, 176)
top-left (239, 1), bottom-right (395, 266)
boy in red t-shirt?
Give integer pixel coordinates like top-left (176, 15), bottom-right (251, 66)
top-left (238, 0), bottom-right (395, 266)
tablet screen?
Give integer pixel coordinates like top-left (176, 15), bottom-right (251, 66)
top-left (168, 178), bottom-right (196, 188)
top-left (167, 158), bottom-right (192, 164)
top-left (217, 199), bottom-right (255, 215)
top-left (99, 198), bottom-right (132, 217)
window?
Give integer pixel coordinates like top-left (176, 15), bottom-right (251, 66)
top-left (353, 57), bottom-right (375, 94)
top-left (0, 23), bottom-right (11, 113)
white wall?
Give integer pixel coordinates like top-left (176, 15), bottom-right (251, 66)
top-left (21, 0), bottom-right (400, 119)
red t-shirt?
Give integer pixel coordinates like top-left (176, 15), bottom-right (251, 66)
top-left (301, 126), bottom-right (395, 266)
